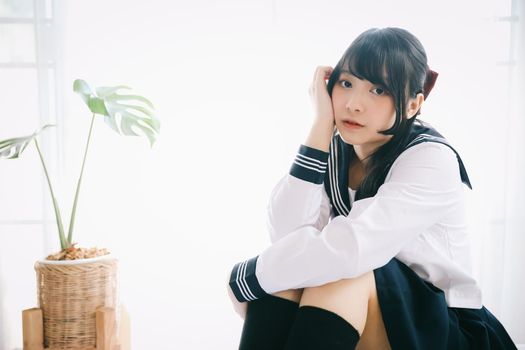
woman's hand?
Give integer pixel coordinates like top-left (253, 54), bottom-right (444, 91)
top-left (309, 66), bottom-right (335, 125)
top-left (304, 66), bottom-right (336, 152)
top-left (227, 274), bottom-right (248, 320)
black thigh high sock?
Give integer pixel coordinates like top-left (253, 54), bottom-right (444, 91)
top-left (238, 294), bottom-right (300, 350)
top-left (283, 305), bottom-right (360, 350)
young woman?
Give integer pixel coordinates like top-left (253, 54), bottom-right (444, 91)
top-left (227, 27), bottom-right (517, 349)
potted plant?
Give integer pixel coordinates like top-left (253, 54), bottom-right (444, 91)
top-left (1, 79), bottom-right (159, 349)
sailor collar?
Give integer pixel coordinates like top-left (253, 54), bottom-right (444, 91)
top-left (324, 120), bottom-right (473, 217)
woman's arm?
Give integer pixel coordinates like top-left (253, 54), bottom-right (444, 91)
top-left (229, 142), bottom-right (464, 302)
top-left (266, 66), bottom-right (335, 244)
top-left (304, 65), bottom-right (336, 152)
top-left (266, 144), bottom-right (332, 244)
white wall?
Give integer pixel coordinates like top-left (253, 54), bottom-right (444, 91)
top-left (1, 0), bottom-right (522, 348)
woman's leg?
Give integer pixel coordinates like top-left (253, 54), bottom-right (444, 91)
top-left (237, 289), bottom-right (303, 350)
top-left (356, 272), bottom-right (391, 350)
top-left (284, 271), bottom-right (391, 350)
top-left (273, 288), bottom-right (304, 303)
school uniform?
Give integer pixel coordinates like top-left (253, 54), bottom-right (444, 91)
top-left (229, 119), bottom-right (517, 349)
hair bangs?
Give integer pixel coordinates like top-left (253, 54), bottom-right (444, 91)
top-left (339, 35), bottom-right (390, 91)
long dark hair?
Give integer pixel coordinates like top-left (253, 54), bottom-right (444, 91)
top-left (326, 27), bottom-right (431, 200)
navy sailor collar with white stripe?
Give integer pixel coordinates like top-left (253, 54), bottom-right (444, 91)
top-left (324, 119), bottom-right (473, 218)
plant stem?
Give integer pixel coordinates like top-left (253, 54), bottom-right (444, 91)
top-left (34, 138), bottom-right (67, 250)
top-left (67, 113), bottom-right (96, 246)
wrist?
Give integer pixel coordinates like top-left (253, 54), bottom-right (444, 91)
top-left (290, 144), bottom-right (330, 184)
top-left (229, 256), bottom-right (268, 302)
top-left (305, 120), bottom-right (334, 152)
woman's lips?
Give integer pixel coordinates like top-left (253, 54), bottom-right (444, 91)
top-left (343, 120), bottom-right (364, 129)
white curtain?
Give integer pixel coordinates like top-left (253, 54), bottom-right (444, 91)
top-left (465, 0), bottom-right (525, 344)
top-left (497, 0), bottom-right (525, 342)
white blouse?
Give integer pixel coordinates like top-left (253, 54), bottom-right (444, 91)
top-left (230, 141), bottom-right (482, 309)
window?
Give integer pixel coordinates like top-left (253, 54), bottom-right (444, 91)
top-left (0, 1), bottom-right (59, 349)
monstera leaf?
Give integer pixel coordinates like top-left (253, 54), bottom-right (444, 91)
top-left (0, 124), bottom-right (55, 159)
top-left (0, 124), bottom-right (68, 249)
top-left (73, 79), bottom-right (160, 146)
top-left (1, 80), bottom-right (159, 254)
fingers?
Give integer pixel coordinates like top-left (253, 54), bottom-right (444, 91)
top-left (312, 66), bottom-right (333, 81)
top-left (308, 65), bottom-right (336, 123)
top-left (309, 66), bottom-right (333, 94)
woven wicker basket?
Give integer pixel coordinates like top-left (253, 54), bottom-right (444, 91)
top-left (34, 255), bottom-right (119, 349)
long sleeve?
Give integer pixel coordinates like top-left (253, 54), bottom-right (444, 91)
top-left (229, 142), bottom-right (465, 302)
top-left (266, 144), bottom-right (332, 244)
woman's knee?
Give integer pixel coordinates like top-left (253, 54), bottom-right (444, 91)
top-left (272, 288), bottom-right (304, 303)
top-left (298, 271), bottom-right (375, 335)
top-left (300, 271), bottom-right (375, 306)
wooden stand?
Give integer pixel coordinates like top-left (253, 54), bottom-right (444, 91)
top-left (22, 305), bottom-right (131, 350)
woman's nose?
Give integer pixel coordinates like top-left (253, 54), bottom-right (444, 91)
top-left (345, 92), bottom-right (364, 113)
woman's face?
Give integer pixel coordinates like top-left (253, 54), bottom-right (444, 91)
top-left (331, 71), bottom-right (396, 156)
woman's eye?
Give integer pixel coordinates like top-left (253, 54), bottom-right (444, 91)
top-left (339, 80), bottom-right (352, 88)
top-left (371, 87), bottom-right (386, 95)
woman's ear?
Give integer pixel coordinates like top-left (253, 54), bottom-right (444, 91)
top-left (407, 93), bottom-right (425, 118)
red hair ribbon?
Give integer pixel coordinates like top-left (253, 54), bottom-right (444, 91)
top-left (423, 69), bottom-right (438, 99)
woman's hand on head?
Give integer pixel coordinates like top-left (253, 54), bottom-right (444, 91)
top-left (309, 66), bottom-right (335, 125)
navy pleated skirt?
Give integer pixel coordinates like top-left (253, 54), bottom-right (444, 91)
top-left (375, 258), bottom-right (517, 350)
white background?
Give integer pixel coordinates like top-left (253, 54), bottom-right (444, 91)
top-left (1, 0), bottom-right (524, 348)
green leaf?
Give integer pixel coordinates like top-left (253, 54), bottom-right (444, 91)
top-left (72, 79), bottom-right (93, 104)
top-left (104, 115), bottom-right (120, 133)
top-left (1, 126), bottom-right (67, 250)
top-left (88, 97), bottom-right (109, 115)
top-left (0, 124), bottom-right (55, 159)
top-left (104, 93), bottom-right (154, 109)
top-left (73, 80), bottom-right (160, 146)
top-left (95, 85), bottom-right (131, 98)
